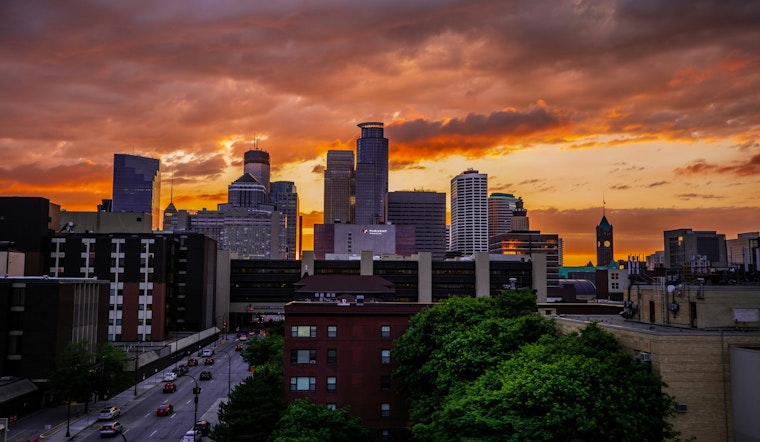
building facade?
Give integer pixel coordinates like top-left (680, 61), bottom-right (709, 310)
top-left (489, 230), bottom-right (561, 288)
top-left (450, 169), bottom-right (488, 255)
top-left (386, 191), bottom-right (447, 261)
top-left (49, 232), bottom-right (217, 341)
top-left (269, 181), bottom-right (300, 259)
top-left (283, 301), bottom-right (426, 441)
top-left (0, 197), bottom-right (60, 275)
top-left (663, 229), bottom-right (728, 274)
top-left (726, 232), bottom-right (760, 271)
top-left (323, 150), bottom-right (355, 224)
top-left (313, 224), bottom-right (415, 260)
top-left (488, 193), bottom-right (519, 237)
top-left (244, 148), bottom-right (271, 193)
top-left (354, 122), bottom-right (389, 225)
top-left (112, 154), bottom-right (161, 230)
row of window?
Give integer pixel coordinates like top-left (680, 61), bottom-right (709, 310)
top-left (290, 377), bottom-right (392, 416)
top-left (291, 324), bottom-right (392, 338)
top-left (290, 349), bottom-right (391, 365)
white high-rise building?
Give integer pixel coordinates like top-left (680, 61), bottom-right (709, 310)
top-left (450, 169), bottom-right (488, 255)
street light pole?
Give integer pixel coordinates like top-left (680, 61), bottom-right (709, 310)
top-left (216, 349), bottom-right (232, 396)
top-left (185, 374), bottom-right (201, 442)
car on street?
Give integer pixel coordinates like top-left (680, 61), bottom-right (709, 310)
top-left (172, 365), bottom-right (188, 377)
top-left (204, 358), bottom-right (214, 365)
top-left (99, 421), bottom-right (124, 438)
top-left (202, 349), bottom-right (214, 357)
top-left (163, 382), bottom-right (177, 393)
top-left (98, 406), bottom-right (121, 420)
top-left (156, 403), bottom-right (174, 416)
top-left (199, 371), bottom-right (212, 380)
top-left (235, 344), bottom-right (243, 351)
top-left (195, 419), bottom-right (211, 436)
top-left (181, 429), bottom-right (203, 442)
top-left (238, 334), bottom-right (248, 341)
top-left (163, 371), bottom-right (178, 381)
top-left (187, 358), bottom-right (198, 366)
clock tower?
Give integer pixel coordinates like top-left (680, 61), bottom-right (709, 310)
top-left (596, 213), bottom-right (613, 267)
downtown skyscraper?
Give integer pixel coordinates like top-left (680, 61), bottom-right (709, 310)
top-left (323, 150), bottom-right (355, 224)
top-left (354, 122), bottom-right (388, 224)
top-left (450, 169), bottom-right (488, 255)
top-left (112, 153), bottom-right (161, 230)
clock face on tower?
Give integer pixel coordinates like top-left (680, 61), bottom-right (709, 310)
top-left (604, 240), bottom-right (611, 247)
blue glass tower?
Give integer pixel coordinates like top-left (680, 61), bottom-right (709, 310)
top-left (112, 154), bottom-right (161, 229)
top-left (354, 122), bottom-right (388, 224)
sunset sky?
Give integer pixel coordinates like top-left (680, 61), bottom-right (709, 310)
top-left (2, 0), bottom-right (759, 265)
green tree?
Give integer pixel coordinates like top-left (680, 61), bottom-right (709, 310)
top-left (413, 323), bottom-right (678, 442)
top-left (210, 363), bottom-right (286, 441)
top-left (50, 341), bottom-right (96, 406)
top-left (94, 343), bottom-right (132, 400)
top-left (270, 399), bottom-right (368, 442)
top-left (242, 334), bottom-right (284, 367)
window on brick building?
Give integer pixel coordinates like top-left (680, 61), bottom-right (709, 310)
top-left (291, 349), bottom-right (317, 364)
top-left (327, 325), bottom-right (337, 338)
top-left (381, 349), bottom-right (391, 364)
top-left (291, 325), bottom-right (317, 338)
top-left (381, 325), bottom-right (391, 338)
top-left (327, 349), bottom-right (337, 365)
top-left (326, 376), bottom-right (337, 391)
top-left (380, 376), bottom-right (391, 391)
top-left (381, 403), bottom-right (390, 417)
top-left (290, 376), bottom-right (316, 391)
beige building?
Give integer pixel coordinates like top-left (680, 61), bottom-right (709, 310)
top-left (552, 283), bottom-right (760, 441)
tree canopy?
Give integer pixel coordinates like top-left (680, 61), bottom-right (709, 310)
top-left (270, 399), bottom-right (368, 442)
top-left (393, 291), bottom-right (678, 441)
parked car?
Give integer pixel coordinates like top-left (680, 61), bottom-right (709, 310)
top-left (187, 358), bottom-right (199, 366)
top-left (234, 344), bottom-right (243, 351)
top-left (99, 421), bottom-right (124, 438)
top-left (163, 382), bottom-right (177, 393)
top-left (98, 406), bottom-right (121, 421)
top-left (204, 358), bottom-right (214, 365)
top-left (195, 419), bottom-right (211, 436)
top-left (163, 371), bottom-right (177, 382)
top-left (202, 349), bottom-right (214, 357)
top-left (156, 403), bottom-right (174, 416)
top-left (182, 429), bottom-right (203, 442)
top-left (199, 371), bottom-right (212, 380)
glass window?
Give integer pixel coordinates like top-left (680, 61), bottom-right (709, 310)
top-left (326, 376), bottom-right (337, 391)
top-left (381, 325), bottom-right (391, 338)
top-left (381, 403), bottom-right (390, 417)
top-left (381, 430), bottom-right (390, 441)
top-left (290, 377), bottom-right (316, 391)
top-left (291, 325), bottom-right (317, 338)
top-left (380, 376), bottom-right (391, 391)
top-left (290, 349), bottom-right (317, 364)
top-left (381, 349), bottom-right (391, 364)
top-left (326, 403), bottom-right (337, 411)
top-left (327, 349), bottom-right (337, 365)
top-left (327, 325), bottom-right (337, 338)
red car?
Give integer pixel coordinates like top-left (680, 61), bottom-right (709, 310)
top-left (187, 358), bottom-right (198, 367)
top-left (156, 403), bottom-right (174, 416)
top-left (235, 344), bottom-right (243, 351)
top-left (162, 382), bottom-right (176, 393)
top-left (204, 358), bottom-right (214, 365)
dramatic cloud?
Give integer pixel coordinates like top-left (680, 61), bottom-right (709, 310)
top-left (1, 0), bottom-right (759, 264)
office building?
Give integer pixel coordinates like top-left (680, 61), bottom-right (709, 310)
top-left (354, 122), bottom-right (388, 224)
top-left (450, 169), bottom-right (488, 255)
top-left (0, 196), bottom-right (60, 275)
top-left (323, 150), bottom-right (355, 224)
top-left (489, 230), bottom-right (561, 288)
top-left (596, 214), bottom-right (614, 266)
top-left (386, 191), bottom-right (446, 260)
top-left (49, 232), bottom-right (217, 341)
top-left (270, 181), bottom-right (300, 259)
top-left (190, 207), bottom-right (286, 259)
top-left (313, 224), bottom-right (415, 260)
top-left (244, 148), bottom-right (270, 193)
top-left (226, 173), bottom-right (268, 208)
top-left (488, 193), bottom-right (519, 237)
top-left (112, 154), bottom-right (161, 230)
top-left (726, 232), bottom-right (760, 271)
top-left (663, 229), bottom-right (727, 273)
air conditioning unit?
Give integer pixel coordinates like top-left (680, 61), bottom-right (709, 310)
top-left (309, 360), bottom-right (317, 365)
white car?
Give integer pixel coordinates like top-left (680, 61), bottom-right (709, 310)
top-left (98, 406), bottom-right (121, 420)
top-left (201, 349), bottom-right (214, 357)
top-left (181, 429), bottom-right (203, 442)
top-left (163, 372), bottom-right (178, 382)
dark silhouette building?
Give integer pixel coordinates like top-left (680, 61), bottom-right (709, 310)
top-left (354, 122), bottom-right (388, 224)
top-left (112, 154), bottom-right (161, 230)
top-left (596, 213), bottom-right (614, 266)
top-left (323, 150), bottom-right (355, 224)
top-left (386, 191), bottom-right (447, 261)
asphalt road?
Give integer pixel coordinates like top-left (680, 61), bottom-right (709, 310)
top-left (6, 339), bottom-right (251, 442)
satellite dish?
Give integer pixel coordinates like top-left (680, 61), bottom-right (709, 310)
top-left (667, 285), bottom-right (675, 293)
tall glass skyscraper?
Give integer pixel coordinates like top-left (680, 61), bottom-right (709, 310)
top-left (112, 153), bottom-right (161, 229)
top-left (244, 149), bottom-right (270, 193)
top-left (488, 192), bottom-right (520, 237)
top-left (354, 122), bottom-right (388, 225)
top-left (386, 191), bottom-right (447, 260)
top-left (270, 181), bottom-right (300, 259)
top-left (450, 169), bottom-right (488, 255)
top-left (323, 150), bottom-right (355, 224)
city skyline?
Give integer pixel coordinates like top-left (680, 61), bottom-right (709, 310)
top-left (1, 1), bottom-right (759, 265)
